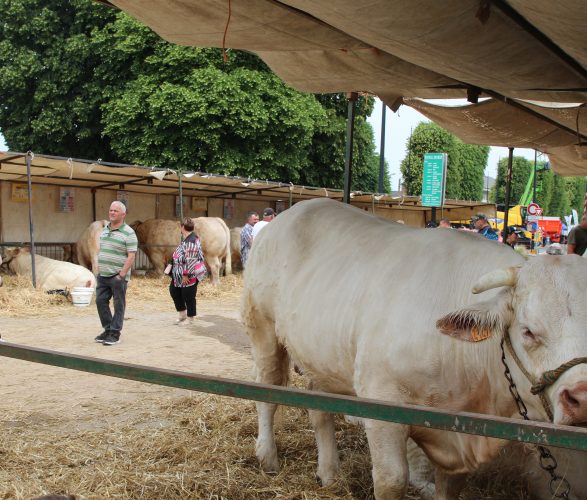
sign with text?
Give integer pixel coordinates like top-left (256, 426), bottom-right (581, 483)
top-left (421, 153), bottom-right (447, 207)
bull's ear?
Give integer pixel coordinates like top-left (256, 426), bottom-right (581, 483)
top-left (436, 296), bottom-right (510, 343)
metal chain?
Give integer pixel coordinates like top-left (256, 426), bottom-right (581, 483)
top-left (500, 338), bottom-right (570, 499)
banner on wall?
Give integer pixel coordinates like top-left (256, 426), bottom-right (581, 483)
top-left (58, 187), bottom-right (75, 212)
top-left (11, 182), bottom-right (34, 202)
top-left (223, 199), bottom-right (235, 219)
top-left (192, 196), bottom-right (208, 211)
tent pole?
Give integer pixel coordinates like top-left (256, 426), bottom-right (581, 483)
top-left (178, 173), bottom-right (184, 220)
top-left (343, 92), bottom-right (358, 204)
top-left (25, 151), bottom-right (37, 288)
top-left (378, 101), bottom-right (386, 193)
top-left (91, 189), bottom-right (96, 222)
top-left (503, 147), bottom-right (514, 241)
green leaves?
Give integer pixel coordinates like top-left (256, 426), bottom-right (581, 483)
top-left (400, 122), bottom-right (487, 200)
top-left (0, 0), bottom-right (381, 190)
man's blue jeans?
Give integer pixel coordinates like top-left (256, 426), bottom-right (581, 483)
top-left (96, 274), bottom-right (128, 338)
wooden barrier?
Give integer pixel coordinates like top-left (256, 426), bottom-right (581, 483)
top-left (1, 341), bottom-right (587, 451)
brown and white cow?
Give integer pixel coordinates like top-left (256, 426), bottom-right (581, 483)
top-left (3, 247), bottom-right (96, 292)
top-left (132, 218), bottom-right (232, 285)
top-left (241, 198), bottom-right (587, 499)
top-left (76, 220), bottom-right (108, 274)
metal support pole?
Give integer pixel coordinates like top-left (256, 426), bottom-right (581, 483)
top-left (378, 101), bottom-right (386, 193)
top-left (531, 150), bottom-right (537, 251)
top-left (343, 92), bottom-right (358, 204)
top-left (503, 147), bottom-right (514, 241)
top-left (91, 189), bottom-right (96, 222)
top-left (431, 207), bottom-right (437, 226)
top-left (25, 151), bottom-right (37, 288)
top-left (178, 173), bottom-right (184, 221)
top-left (532, 150), bottom-right (537, 203)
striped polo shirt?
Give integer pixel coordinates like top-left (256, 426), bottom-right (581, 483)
top-left (98, 222), bottom-right (138, 280)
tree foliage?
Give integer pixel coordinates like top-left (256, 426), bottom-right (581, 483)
top-left (0, 0), bottom-right (389, 191)
top-left (399, 122), bottom-right (488, 200)
top-left (493, 155), bottom-right (585, 218)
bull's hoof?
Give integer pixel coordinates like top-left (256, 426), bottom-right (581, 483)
top-left (317, 465), bottom-right (339, 487)
top-left (256, 441), bottom-right (279, 473)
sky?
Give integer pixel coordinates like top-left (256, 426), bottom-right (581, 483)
top-left (367, 98), bottom-right (537, 192)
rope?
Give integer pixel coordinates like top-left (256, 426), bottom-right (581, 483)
top-left (531, 357), bottom-right (587, 395)
top-left (222, 0), bottom-right (232, 63)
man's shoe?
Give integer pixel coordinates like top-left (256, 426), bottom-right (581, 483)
top-left (102, 334), bottom-right (120, 346)
top-left (95, 331), bottom-right (109, 343)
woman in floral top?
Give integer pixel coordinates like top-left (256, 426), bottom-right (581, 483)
top-left (169, 217), bottom-right (207, 325)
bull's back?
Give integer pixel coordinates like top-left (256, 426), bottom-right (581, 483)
top-left (193, 217), bottom-right (229, 256)
top-left (243, 199), bottom-right (522, 375)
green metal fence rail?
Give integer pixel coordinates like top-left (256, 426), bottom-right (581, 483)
top-left (2, 341), bottom-right (587, 451)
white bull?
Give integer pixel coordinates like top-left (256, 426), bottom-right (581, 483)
top-left (3, 247), bottom-right (96, 292)
top-left (76, 220), bottom-right (108, 274)
top-left (241, 198), bottom-right (587, 499)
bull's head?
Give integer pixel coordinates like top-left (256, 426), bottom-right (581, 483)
top-left (437, 256), bottom-right (587, 426)
top-left (1, 246), bottom-right (23, 265)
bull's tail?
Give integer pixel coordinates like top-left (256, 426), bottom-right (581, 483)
top-left (224, 225), bottom-right (232, 275)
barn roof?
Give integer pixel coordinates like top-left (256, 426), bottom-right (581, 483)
top-left (0, 151), bottom-right (495, 223)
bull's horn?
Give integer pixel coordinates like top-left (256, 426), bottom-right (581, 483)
top-left (472, 267), bottom-right (519, 294)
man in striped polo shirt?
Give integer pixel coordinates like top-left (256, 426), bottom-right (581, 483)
top-left (95, 201), bottom-right (138, 346)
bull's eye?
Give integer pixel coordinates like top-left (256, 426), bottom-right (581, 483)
top-left (522, 329), bottom-right (536, 342)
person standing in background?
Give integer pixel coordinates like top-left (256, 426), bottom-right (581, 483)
top-left (95, 201), bottom-right (137, 346)
top-left (170, 217), bottom-right (207, 325)
top-left (471, 213), bottom-right (499, 241)
top-left (240, 211), bottom-right (259, 268)
top-left (567, 214), bottom-right (587, 255)
top-left (251, 208), bottom-right (275, 240)
top-left (438, 218), bottom-right (451, 228)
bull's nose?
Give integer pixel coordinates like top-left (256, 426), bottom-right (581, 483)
top-left (559, 382), bottom-right (587, 425)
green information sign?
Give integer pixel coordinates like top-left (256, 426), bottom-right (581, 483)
top-left (422, 153), bottom-right (447, 207)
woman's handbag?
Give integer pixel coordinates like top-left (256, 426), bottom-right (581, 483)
top-left (194, 261), bottom-right (207, 280)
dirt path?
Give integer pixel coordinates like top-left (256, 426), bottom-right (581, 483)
top-left (0, 291), bottom-right (253, 430)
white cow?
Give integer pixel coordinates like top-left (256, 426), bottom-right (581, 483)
top-left (241, 198), bottom-right (587, 499)
top-left (132, 217), bottom-right (232, 285)
top-left (76, 220), bottom-right (108, 274)
top-left (3, 247), bottom-right (96, 292)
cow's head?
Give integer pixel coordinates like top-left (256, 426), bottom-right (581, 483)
top-left (437, 256), bottom-right (587, 426)
top-left (1, 246), bottom-right (25, 264)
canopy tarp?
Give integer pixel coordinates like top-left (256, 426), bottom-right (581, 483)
top-left (105, 0), bottom-right (587, 175)
top-left (110, 0), bottom-right (587, 105)
top-left (0, 151), bottom-right (493, 224)
top-left (402, 98), bottom-right (586, 175)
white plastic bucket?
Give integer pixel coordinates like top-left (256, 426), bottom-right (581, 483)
top-left (71, 287), bottom-right (94, 307)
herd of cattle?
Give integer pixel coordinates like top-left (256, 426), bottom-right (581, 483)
top-left (0, 217), bottom-right (242, 291)
top-left (2, 199), bottom-right (587, 499)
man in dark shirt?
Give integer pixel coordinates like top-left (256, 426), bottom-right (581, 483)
top-left (567, 214), bottom-right (587, 255)
top-left (472, 213), bottom-right (498, 241)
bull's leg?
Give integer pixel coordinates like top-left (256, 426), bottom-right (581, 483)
top-left (434, 469), bottom-right (467, 500)
top-left (307, 379), bottom-right (339, 485)
top-left (308, 408), bottom-right (339, 485)
top-left (407, 439), bottom-right (435, 500)
top-left (363, 420), bottom-right (410, 499)
top-left (209, 256), bottom-right (220, 285)
top-left (248, 321), bottom-right (289, 473)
